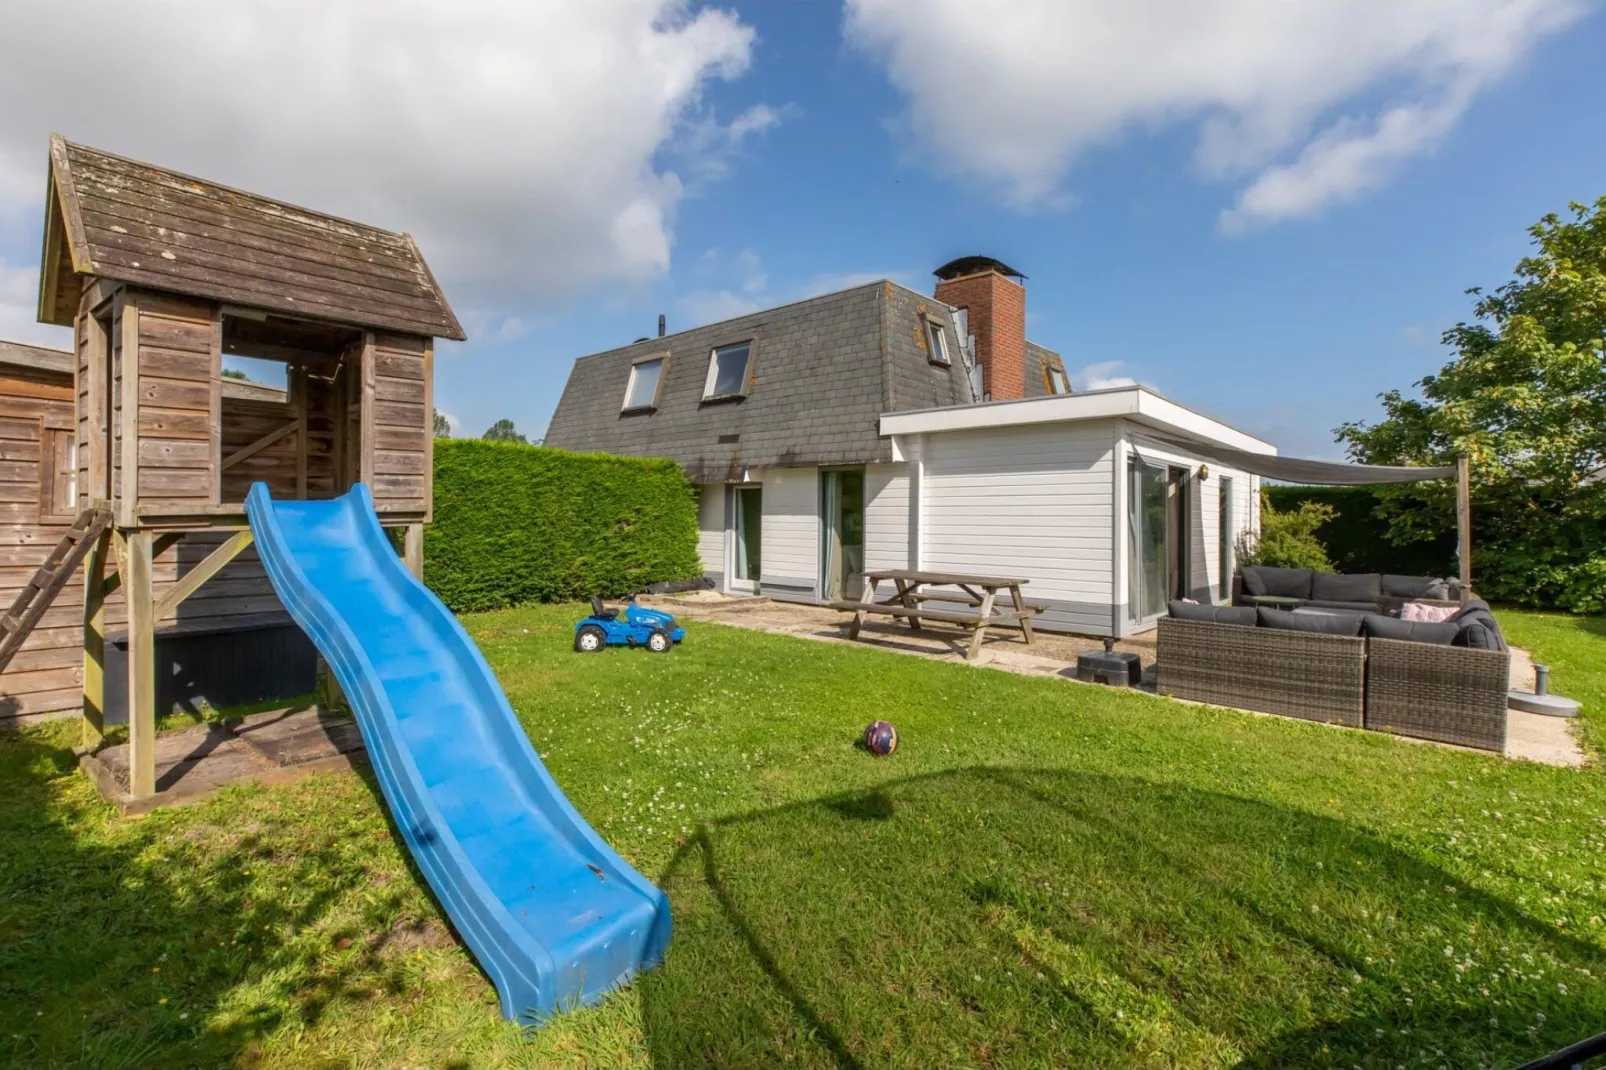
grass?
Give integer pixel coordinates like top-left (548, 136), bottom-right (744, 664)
top-left (0, 604), bottom-right (1602, 1069)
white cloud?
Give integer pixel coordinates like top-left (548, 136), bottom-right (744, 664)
top-left (845, 0), bottom-right (1584, 225)
top-left (0, 1), bottom-right (763, 316)
top-left (736, 248), bottom-right (767, 294)
top-left (0, 258), bottom-right (69, 347)
top-left (1073, 360), bottom-right (1138, 391)
top-left (680, 289), bottom-right (764, 327)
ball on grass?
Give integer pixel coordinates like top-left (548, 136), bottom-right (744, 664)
top-left (862, 720), bottom-right (898, 756)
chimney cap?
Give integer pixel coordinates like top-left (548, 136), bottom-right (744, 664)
top-left (934, 255), bottom-right (1026, 282)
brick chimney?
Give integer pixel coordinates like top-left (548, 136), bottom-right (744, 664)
top-left (933, 256), bottom-right (1027, 401)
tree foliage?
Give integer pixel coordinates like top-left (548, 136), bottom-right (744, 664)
top-left (1338, 196), bottom-right (1606, 612)
top-left (1236, 491), bottom-right (1335, 572)
top-left (482, 418), bottom-right (526, 444)
top-left (432, 408), bottom-right (451, 437)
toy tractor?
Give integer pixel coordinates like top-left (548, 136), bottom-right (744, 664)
top-left (574, 596), bottom-right (686, 653)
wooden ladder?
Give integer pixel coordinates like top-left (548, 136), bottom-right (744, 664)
top-left (0, 506), bottom-right (113, 675)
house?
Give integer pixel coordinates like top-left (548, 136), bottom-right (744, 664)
top-left (544, 257), bottom-right (1270, 637)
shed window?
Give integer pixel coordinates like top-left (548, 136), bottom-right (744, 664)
top-left (39, 428), bottom-right (77, 524)
top-left (703, 341), bottom-right (752, 400)
top-left (925, 319), bottom-right (950, 365)
top-left (1045, 365), bottom-right (1069, 395)
top-left (623, 357), bottom-right (665, 411)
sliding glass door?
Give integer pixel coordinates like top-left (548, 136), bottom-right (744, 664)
top-left (1128, 459), bottom-right (1172, 622)
top-left (820, 469), bottom-right (865, 600)
top-left (730, 485), bottom-right (762, 594)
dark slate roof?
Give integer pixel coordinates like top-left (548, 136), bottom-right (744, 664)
top-left (39, 135), bottom-right (464, 340)
top-left (544, 282), bottom-right (974, 481)
top-left (1023, 340), bottom-right (1068, 398)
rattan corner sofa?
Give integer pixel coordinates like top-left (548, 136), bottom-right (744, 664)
top-left (1155, 602), bottom-right (1510, 752)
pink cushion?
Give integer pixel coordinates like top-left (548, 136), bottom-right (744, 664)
top-left (1402, 601), bottom-right (1457, 623)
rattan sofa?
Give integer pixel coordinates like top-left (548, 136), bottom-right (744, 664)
top-left (1364, 638), bottom-right (1509, 751)
top-left (1156, 614), bottom-right (1511, 752)
top-left (1156, 617), bottom-right (1366, 727)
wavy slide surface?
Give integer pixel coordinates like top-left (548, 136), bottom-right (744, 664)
top-left (246, 483), bottom-right (670, 1023)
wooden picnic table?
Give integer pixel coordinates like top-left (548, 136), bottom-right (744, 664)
top-left (828, 569), bottom-right (1045, 660)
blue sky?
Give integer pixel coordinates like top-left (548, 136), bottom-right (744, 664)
top-left (1, 1), bottom-right (1602, 459)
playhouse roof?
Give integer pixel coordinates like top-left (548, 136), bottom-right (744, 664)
top-left (37, 135), bottom-right (465, 341)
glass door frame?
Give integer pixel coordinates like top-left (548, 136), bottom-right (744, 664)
top-left (727, 483), bottom-right (763, 594)
top-left (819, 467), bottom-right (866, 602)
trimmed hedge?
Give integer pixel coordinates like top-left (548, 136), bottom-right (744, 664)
top-left (423, 439), bottom-right (704, 613)
top-left (1264, 485), bottom-right (1455, 578)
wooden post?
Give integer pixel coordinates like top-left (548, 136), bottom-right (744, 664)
top-left (80, 529), bottom-right (111, 750)
top-left (126, 530), bottom-right (157, 798)
top-left (402, 522), bottom-right (424, 579)
top-left (293, 362), bottom-right (309, 498)
top-left (1456, 454), bottom-right (1472, 601)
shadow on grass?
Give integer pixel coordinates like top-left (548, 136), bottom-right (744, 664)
top-left (0, 727), bottom-right (481, 1070)
top-left (638, 767), bottom-right (1604, 1070)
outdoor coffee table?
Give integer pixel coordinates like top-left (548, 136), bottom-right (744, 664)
top-left (1250, 595), bottom-right (1304, 609)
top-left (828, 569), bottom-right (1044, 660)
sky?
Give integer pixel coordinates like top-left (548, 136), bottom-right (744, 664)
top-left (1, 0), bottom-right (1602, 459)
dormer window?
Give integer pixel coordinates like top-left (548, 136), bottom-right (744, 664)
top-left (622, 355), bottom-right (666, 411)
top-left (703, 341), bottom-right (753, 401)
top-left (1045, 364), bottom-right (1069, 395)
top-left (925, 318), bottom-right (950, 365)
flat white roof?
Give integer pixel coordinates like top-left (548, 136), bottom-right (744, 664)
top-left (879, 385), bottom-right (1276, 456)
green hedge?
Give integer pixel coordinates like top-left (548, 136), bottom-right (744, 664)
top-left (423, 439), bottom-right (704, 613)
top-left (1264, 485), bottom-right (1455, 578)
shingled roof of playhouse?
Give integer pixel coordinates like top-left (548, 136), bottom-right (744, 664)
top-left (37, 135), bottom-right (464, 340)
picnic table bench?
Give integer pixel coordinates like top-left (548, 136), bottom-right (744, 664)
top-left (828, 569), bottom-right (1045, 660)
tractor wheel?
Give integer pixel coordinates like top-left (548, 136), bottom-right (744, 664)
top-left (575, 625), bottom-right (607, 653)
top-left (646, 629), bottom-right (672, 653)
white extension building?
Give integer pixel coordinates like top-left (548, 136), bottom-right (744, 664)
top-left (546, 257), bottom-right (1270, 637)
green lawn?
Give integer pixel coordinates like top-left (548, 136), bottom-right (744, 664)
top-left (2, 605), bottom-right (1603, 1069)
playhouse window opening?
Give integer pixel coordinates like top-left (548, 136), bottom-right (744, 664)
top-left (219, 312), bottom-right (360, 504)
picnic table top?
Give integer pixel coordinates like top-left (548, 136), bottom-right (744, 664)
top-left (863, 568), bottom-right (1030, 588)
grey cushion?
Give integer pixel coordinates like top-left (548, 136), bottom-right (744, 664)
top-left (1448, 603), bottom-right (1508, 652)
top-left (1363, 614), bottom-right (1457, 645)
top-left (1241, 566), bottom-right (1314, 599)
top-left (1310, 572), bottom-right (1382, 603)
top-left (1453, 620), bottom-right (1503, 650)
top-left (1256, 606), bottom-right (1363, 637)
top-left (1168, 601), bottom-right (1257, 626)
top-left (1306, 599), bottom-right (1379, 612)
top-left (1382, 574), bottom-right (1449, 599)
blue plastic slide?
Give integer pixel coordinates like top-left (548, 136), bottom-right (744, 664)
top-left (246, 483), bottom-right (671, 1023)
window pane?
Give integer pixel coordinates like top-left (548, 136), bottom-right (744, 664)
top-left (1218, 477), bottom-right (1233, 600)
top-left (926, 322), bottom-right (948, 363)
top-left (1127, 460), bottom-right (1168, 621)
top-left (624, 358), bottom-right (662, 409)
top-left (1048, 367), bottom-right (1067, 394)
top-left (708, 343), bottom-right (750, 397)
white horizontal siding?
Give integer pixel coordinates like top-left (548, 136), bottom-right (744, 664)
top-left (921, 421), bottom-right (1116, 630)
top-left (696, 483), bottom-right (725, 575)
top-left (864, 463), bottom-right (913, 572)
top-left (756, 466), bottom-right (819, 596)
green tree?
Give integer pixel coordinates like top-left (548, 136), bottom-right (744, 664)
top-left (481, 418), bottom-right (527, 444)
top-left (221, 368), bottom-right (250, 381)
top-left (1236, 491), bottom-right (1335, 572)
top-left (1338, 196), bottom-right (1606, 611)
top-left (433, 408), bottom-right (451, 437)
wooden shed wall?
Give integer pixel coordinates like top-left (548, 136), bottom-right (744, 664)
top-left (133, 291), bottom-right (220, 512)
top-left (0, 365), bottom-right (83, 718)
top-left (363, 331), bottom-right (431, 517)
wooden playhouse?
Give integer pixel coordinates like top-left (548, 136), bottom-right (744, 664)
top-left (1, 135), bottom-right (463, 799)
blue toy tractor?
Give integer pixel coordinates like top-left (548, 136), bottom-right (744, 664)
top-left (574, 596), bottom-right (686, 653)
